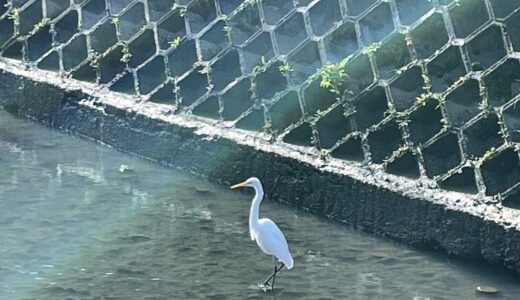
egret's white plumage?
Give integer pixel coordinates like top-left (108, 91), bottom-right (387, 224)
top-left (231, 177), bottom-right (294, 288)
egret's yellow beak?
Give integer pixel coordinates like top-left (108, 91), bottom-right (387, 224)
top-left (230, 181), bottom-right (247, 189)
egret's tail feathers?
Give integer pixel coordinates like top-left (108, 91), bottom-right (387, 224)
top-left (280, 255), bottom-right (294, 270)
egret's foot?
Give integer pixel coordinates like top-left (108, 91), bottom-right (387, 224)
top-left (258, 282), bottom-right (273, 292)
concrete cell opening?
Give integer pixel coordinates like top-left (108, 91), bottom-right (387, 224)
top-left (503, 101), bottom-right (520, 142)
top-left (466, 25), bottom-right (507, 70)
top-left (109, 72), bottom-right (135, 94)
top-left (210, 50), bottom-right (241, 92)
top-left (98, 46), bottom-right (125, 84)
top-left (375, 34), bottom-right (412, 80)
top-left (273, 12), bottom-right (307, 55)
top-left (149, 82), bottom-right (176, 104)
top-left (62, 34), bottom-right (88, 71)
top-left (119, 2), bottom-right (146, 41)
top-left (54, 10), bottom-right (78, 44)
top-left (323, 21), bottom-right (358, 64)
top-left (448, 0), bottom-right (489, 38)
top-left (408, 100), bottom-right (443, 145)
top-left (0, 19), bottom-right (14, 48)
top-left (168, 39), bottom-right (197, 77)
top-left (439, 167), bottom-right (478, 194)
top-left (89, 21), bottom-right (118, 55)
top-left (463, 114), bottom-right (503, 159)
top-left (157, 11), bottom-right (186, 50)
top-left (388, 66), bottom-right (424, 111)
top-left (199, 20), bottom-right (229, 61)
top-left (18, 0), bottom-right (43, 36)
top-left (2, 41), bottom-right (23, 60)
top-left (343, 54), bottom-right (374, 96)
top-left (490, 0), bottom-right (520, 19)
top-left (367, 121), bottom-right (402, 164)
top-left (385, 150), bottom-right (420, 179)
top-left (178, 68), bottom-right (208, 107)
top-left (241, 31), bottom-right (274, 73)
top-left (506, 11), bottom-right (520, 51)
top-left (81, 0), bottom-right (107, 30)
top-left (502, 188), bottom-right (520, 209)
top-left (221, 79), bottom-right (253, 121)
top-left (261, 0), bottom-right (294, 26)
top-left (72, 62), bottom-right (96, 82)
top-left (316, 105), bottom-right (352, 149)
top-left (345, 0), bottom-right (377, 17)
top-left (147, 0), bottom-right (176, 22)
top-left (193, 95), bottom-right (219, 119)
top-left (353, 87), bottom-right (388, 131)
top-left (427, 46), bottom-right (466, 93)
top-left (395, 0), bottom-right (433, 26)
top-left (283, 122), bottom-right (313, 146)
top-left (302, 77), bottom-right (337, 116)
top-left (358, 2), bottom-right (394, 46)
top-left (127, 29), bottom-right (157, 69)
top-left (186, 0), bottom-right (217, 34)
top-left (137, 55), bottom-right (167, 95)
top-left (410, 13), bottom-right (449, 59)
top-left (308, 0), bottom-right (342, 37)
top-left (269, 91), bottom-right (302, 132)
top-left (481, 148), bottom-right (520, 195)
top-left (27, 25), bottom-right (52, 62)
top-left (218, 0), bottom-right (242, 15)
top-left (229, 2), bottom-right (262, 46)
top-left (108, 0), bottom-right (133, 14)
top-left (444, 79), bottom-right (482, 128)
top-left (422, 133), bottom-right (462, 178)
top-left (46, 0), bottom-right (70, 20)
top-left (37, 51), bottom-right (60, 72)
top-left (331, 136), bottom-right (364, 162)
top-left (236, 108), bottom-right (265, 131)
top-left (287, 41), bottom-right (322, 85)
top-left (255, 62), bottom-right (287, 100)
top-left (483, 59), bottom-right (520, 107)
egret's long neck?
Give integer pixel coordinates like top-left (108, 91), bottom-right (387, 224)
top-left (249, 184), bottom-right (264, 228)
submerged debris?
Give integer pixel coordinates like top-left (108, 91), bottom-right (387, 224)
top-left (120, 234), bottom-right (151, 243)
top-left (118, 164), bottom-right (133, 173)
top-left (191, 184), bottom-right (211, 194)
top-left (476, 285), bottom-right (498, 294)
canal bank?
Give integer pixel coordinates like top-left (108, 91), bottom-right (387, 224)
top-left (2, 58), bottom-right (520, 275)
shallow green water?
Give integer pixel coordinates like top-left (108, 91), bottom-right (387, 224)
top-left (1, 110), bottom-right (519, 300)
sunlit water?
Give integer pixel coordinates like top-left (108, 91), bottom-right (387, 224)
top-left (1, 110), bottom-right (519, 300)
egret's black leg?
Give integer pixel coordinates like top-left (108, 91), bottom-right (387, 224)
top-left (263, 260), bottom-right (277, 287)
top-left (263, 263), bottom-right (284, 288)
top-left (263, 264), bottom-right (281, 286)
top-left (272, 263), bottom-right (284, 289)
top-left (264, 261), bottom-right (278, 289)
top-left (272, 265), bottom-right (277, 289)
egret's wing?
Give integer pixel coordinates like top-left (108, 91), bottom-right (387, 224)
top-left (259, 219), bottom-right (287, 245)
top-left (258, 218), bottom-right (294, 268)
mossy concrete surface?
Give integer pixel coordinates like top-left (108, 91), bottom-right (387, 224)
top-left (3, 0), bottom-right (520, 200)
top-left (2, 58), bottom-right (520, 274)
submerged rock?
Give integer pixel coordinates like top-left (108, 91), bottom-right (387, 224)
top-left (120, 234), bottom-right (151, 243)
top-left (192, 185), bottom-right (211, 194)
top-left (476, 285), bottom-right (498, 294)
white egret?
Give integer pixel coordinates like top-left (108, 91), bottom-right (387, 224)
top-left (231, 177), bottom-right (294, 290)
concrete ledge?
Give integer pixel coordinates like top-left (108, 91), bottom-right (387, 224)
top-left (2, 58), bottom-right (520, 273)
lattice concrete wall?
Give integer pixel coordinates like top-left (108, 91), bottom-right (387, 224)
top-left (1, 0), bottom-right (520, 203)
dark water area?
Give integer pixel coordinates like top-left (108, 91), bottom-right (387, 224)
top-left (1, 110), bottom-right (519, 299)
